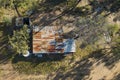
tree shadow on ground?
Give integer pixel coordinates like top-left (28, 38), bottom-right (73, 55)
top-left (31, 0), bottom-right (120, 28)
top-left (88, 0), bottom-right (120, 18)
top-left (113, 74), bottom-right (120, 80)
top-left (49, 58), bottom-right (92, 80)
top-left (31, 0), bottom-right (84, 28)
top-left (12, 54), bottom-right (65, 65)
top-left (48, 46), bottom-right (120, 80)
top-left (89, 47), bottom-right (120, 69)
top-left (11, 54), bottom-right (67, 74)
top-left (113, 11), bottom-right (120, 22)
top-left (44, 0), bottom-right (67, 7)
top-left (0, 22), bottom-right (14, 64)
top-left (32, 0), bottom-right (68, 17)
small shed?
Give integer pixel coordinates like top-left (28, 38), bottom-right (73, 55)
top-left (32, 26), bottom-right (76, 55)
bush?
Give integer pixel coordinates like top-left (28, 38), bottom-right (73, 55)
top-left (9, 25), bottom-right (30, 55)
top-left (13, 0), bottom-right (39, 16)
top-left (2, 16), bottom-right (12, 25)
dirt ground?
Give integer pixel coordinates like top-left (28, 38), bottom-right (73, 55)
top-left (0, 52), bottom-right (120, 80)
top-left (0, 2), bottom-right (120, 79)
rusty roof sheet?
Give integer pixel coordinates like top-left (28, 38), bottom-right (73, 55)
top-left (33, 26), bottom-right (75, 54)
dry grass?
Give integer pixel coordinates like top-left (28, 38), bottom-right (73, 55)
top-left (0, 1), bottom-right (120, 80)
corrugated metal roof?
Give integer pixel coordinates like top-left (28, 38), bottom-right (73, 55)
top-left (33, 26), bottom-right (75, 54)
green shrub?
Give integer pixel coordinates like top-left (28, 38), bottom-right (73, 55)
top-left (67, 0), bottom-right (76, 8)
top-left (2, 16), bottom-right (12, 25)
top-left (107, 24), bottom-right (119, 37)
top-left (9, 25), bottom-right (30, 55)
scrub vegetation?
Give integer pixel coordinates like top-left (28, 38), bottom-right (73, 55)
top-left (0, 0), bottom-right (120, 80)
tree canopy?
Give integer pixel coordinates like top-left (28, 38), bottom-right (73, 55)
top-left (9, 25), bottom-right (30, 54)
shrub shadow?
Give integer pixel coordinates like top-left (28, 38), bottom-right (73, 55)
top-left (12, 54), bottom-right (65, 64)
top-left (0, 22), bottom-right (14, 64)
top-left (49, 47), bottom-right (120, 80)
top-left (113, 74), bottom-right (120, 80)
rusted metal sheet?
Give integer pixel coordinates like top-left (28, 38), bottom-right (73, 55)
top-left (33, 26), bottom-right (75, 54)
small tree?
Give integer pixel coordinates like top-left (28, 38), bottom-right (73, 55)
top-left (9, 25), bottom-right (30, 55)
